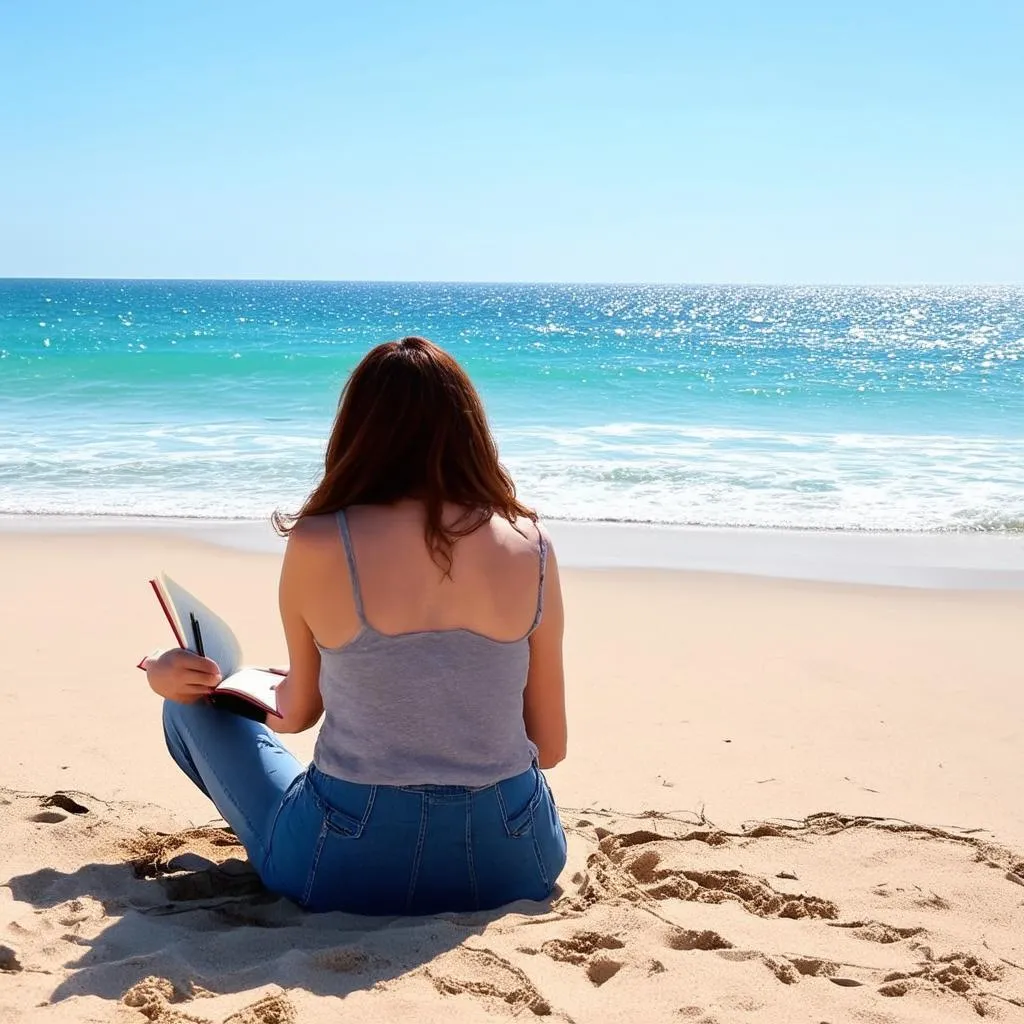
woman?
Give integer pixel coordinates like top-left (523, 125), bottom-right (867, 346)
top-left (144, 336), bottom-right (567, 914)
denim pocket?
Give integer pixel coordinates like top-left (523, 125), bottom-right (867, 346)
top-left (495, 765), bottom-right (544, 839)
top-left (307, 765), bottom-right (375, 840)
top-left (322, 804), bottom-right (367, 838)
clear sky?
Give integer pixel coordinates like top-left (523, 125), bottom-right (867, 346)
top-left (1, 1), bottom-right (1021, 283)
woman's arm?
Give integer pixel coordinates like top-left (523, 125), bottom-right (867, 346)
top-left (268, 526), bottom-right (325, 734)
top-left (523, 541), bottom-right (567, 769)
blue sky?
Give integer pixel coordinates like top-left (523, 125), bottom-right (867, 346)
top-left (1, 1), bottom-right (1021, 283)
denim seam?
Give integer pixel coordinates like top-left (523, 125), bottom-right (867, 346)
top-left (302, 819), bottom-right (330, 907)
top-left (259, 772), bottom-right (302, 877)
top-left (495, 773), bottom-right (542, 838)
top-left (305, 771), bottom-right (325, 813)
top-left (171, 711), bottom-right (268, 867)
top-left (465, 792), bottom-right (478, 910)
top-left (361, 785), bottom-right (378, 828)
top-left (405, 794), bottom-right (429, 914)
top-left (529, 804), bottom-right (550, 889)
top-left (494, 782), bottom-right (511, 835)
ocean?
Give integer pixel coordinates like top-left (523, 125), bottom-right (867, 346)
top-left (1, 279), bottom-right (1022, 532)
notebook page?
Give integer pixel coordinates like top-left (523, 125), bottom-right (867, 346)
top-left (160, 574), bottom-right (244, 677)
top-left (216, 668), bottom-right (282, 716)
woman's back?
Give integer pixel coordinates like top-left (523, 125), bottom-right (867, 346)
top-left (300, 501), bottom-right (547, 647)
top-left (154, 336), bottom-right (567, 913)
top-left (291, 502), bottom-right (550, 786)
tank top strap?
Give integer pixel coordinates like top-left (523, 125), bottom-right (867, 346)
top-left (335, 509), bottom-right (367, 625)
top-left (529, 527), bottom-right (548, 633)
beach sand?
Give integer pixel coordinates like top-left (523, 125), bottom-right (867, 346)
top-left (2, 528), bottom-right (1023, 1022)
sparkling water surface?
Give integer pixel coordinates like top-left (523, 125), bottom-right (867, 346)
top-left (1, 280), bottom-right (1022, 531)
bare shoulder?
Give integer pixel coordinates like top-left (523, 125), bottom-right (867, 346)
top-left (286, 513), bottom-right (340, 556)
top-left (533, 518), bottom-right (554, 548)
top-left (489, 514), bottom-right (551, 555)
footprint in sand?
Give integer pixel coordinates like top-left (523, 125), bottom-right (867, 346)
top-left (0, 944), bottom-right (23, 973)
top-left (122, 975), bottom-right (190, 1017)
top-left (789, 956), bottom-right (867, 988)
top-left (127, 825), bottom-right (244, 879)
top-left (43, 793), bottom-right (90, 814)
top-left (540, 931), bottom-right (626, 966)
top-left (668, 933), bottom-right (865, 990)
top-left (665, 928), bottom-right (733, 952)
top-left (565, 830), bottom-right (838, 921)
top-left (223, 993), bottom-right (297, 1024)
top-left (129, 827), bottom-right (268, 907)
top-left (29, 810), bottom-right (68, 824)
top-left (585, 958), bottom-right (622, 986)
top-left (716, 949), bottom-right (803, 985)
top-left (56, 896), bottom-right (106, 928)
top-left (827, 919), bottom-right (925, 944)
top-left (123, 978), bottom-right (297, 1024)
top-left (425, 946), bottom-right (552, 1016)
top-left (533, 930), bottom-right (627, 987)
top-left (879, 951), bottom-right (1003, 1002)
top-left (28, 793), bottom-right (91, 823)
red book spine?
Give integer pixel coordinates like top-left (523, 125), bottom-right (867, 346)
top-left (150, 578), bottom-right (186, 647)
top-left (136, 578), bottom-right (186, 671)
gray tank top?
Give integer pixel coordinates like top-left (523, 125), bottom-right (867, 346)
top-left (312, 510), bottom-right (545, 787)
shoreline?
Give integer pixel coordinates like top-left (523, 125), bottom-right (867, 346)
top-left (3, 512), bottom-right (1023, 589)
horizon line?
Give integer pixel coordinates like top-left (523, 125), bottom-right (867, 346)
top-left (1, 275), bottom-right (1022, 288)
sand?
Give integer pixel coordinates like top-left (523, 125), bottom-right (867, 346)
top-left (2, 527), bottom-right (1023, 1023)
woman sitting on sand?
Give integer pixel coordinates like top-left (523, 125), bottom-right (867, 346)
top-left (143, 336), bottom-right (567, 914)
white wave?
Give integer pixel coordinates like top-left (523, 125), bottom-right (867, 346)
top-left (2, 422), bottom-right (1021, 531)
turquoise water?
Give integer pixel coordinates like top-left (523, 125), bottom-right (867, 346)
top-left (1, 279), bottom-right (1022, 530)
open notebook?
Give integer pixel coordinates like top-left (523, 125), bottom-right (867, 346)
top-left (141, 573), bottom-right (284, 719)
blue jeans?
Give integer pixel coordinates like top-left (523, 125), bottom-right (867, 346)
top-left (162, 699), bottom-right (567, 914)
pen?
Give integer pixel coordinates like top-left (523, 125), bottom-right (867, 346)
top-left (189, 612), bottom-right (206, 657)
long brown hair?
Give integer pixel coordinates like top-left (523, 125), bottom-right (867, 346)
top-left (272, 336), bottom-right (536, 572)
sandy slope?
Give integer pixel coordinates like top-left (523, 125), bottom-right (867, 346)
top-left (2, 529), bottom-right (1023, 1022)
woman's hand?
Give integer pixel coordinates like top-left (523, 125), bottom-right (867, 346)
top-left (145, 648), bottom-right (222, 704)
